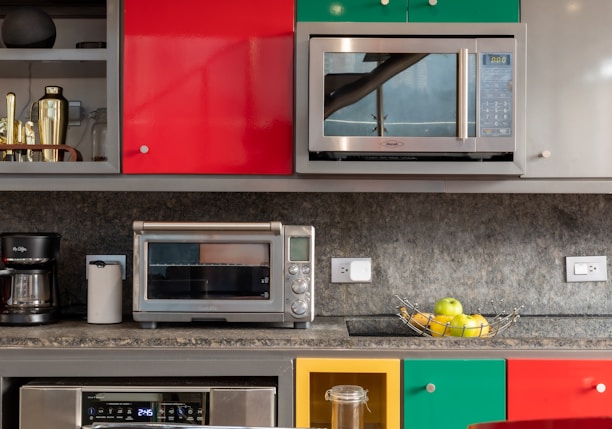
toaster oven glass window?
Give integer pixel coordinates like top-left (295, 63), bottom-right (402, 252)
top-left (323, 51), bottom-right (477, 138)
top-left (146, 242), bottom-right (271, 300)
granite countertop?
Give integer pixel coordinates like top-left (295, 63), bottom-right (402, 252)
top-left (0, 316), bottom-right (610, 353)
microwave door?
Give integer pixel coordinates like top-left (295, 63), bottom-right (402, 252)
top-left (309, 37), bottom-right (481, 154)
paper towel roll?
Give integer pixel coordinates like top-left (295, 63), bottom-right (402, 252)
top-left (87, 261), bottom-right (122, 324)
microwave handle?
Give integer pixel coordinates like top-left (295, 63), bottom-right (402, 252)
top-left (457, 48), bottom-right (468, 141)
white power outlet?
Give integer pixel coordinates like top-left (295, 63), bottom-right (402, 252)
top-left (86, 254), bottom-right (127, 280)
top-left (331, 258), bottom-right (372, 283)
top-left (566, 256), bottom-right (608, 282)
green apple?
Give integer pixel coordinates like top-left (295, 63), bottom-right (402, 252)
top-left (449, 313), bottom-right (481, 337)
top-left (433, 297), bottom-right (463, 317)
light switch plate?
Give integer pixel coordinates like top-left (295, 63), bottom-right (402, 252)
top-left (566, 256), bottom-right (608, 282)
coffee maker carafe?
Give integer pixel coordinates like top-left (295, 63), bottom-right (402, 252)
top-left (0, 232), bottom-right (61, 325)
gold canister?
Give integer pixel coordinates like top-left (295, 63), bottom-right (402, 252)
top-left (38, 86), bottom-right (68, 162)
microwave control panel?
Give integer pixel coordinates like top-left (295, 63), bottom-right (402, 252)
top-left (82, 390), bottom-right (205, 426)
top-left (479, 52), bottom-right (513, 137)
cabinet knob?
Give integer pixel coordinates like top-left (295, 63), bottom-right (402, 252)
top-left (539, 150), bottom-right (552, 159)
top-left (596, 383), bottom-right (606, 393)
top-left (425, 383), bottom-right (436, 393)
top-left (139, 145), bottom-right (150, 154)
top-left (381, 0), bottom-right (389, 4)
top-left (429, 0), bottom-right (438, 5)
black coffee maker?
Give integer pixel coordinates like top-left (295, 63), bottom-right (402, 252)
top-left (0, 232), bottom-right (61, 325)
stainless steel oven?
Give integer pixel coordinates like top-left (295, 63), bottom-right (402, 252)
top-left (19, 380), bottom-right (277, 429)
top-left (132, 221), bottom-right (315, 329)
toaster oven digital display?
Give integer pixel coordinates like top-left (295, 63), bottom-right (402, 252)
top-left (289, 236), bottom-right (310, 262)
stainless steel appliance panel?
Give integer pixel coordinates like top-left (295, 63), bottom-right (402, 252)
top-left (20, 386), bottom-right (80, 429)
top-left (209, 388), bottom-right (275, 427)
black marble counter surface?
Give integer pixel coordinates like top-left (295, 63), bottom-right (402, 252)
top-left (0, 317), bottom-right (610, 356)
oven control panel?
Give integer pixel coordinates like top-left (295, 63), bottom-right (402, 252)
top-left (82, 390), bottom-right (205, 425)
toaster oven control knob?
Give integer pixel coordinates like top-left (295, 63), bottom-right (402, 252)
top-left (428, 0), bottom-right (438, 5)
top-left (291, 299), bottom-right (308, 315)
top-left (139, 144), bottom-right (150, 154)
top-left (288, 264), bottom-right (299, 275)
top-left (301, 265), bottom-right (311, 275)
top-left (291, 278), bottom-right (309, 294)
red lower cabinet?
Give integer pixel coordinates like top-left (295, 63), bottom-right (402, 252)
top-left (507, 359), bottom-right (612, 420)
top-left (123, 0), bottom-right (294, 174)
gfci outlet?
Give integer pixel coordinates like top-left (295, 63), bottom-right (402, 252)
top-left (566, 256), bottom-right (608, 282)
top-left (86, 255), bottom-right (127, 280)
top-left (331, 257), bottom-right (372, 283)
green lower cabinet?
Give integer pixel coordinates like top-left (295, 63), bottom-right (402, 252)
top-left (297, 0), bottom-right (408, 22)
top-left (408, 0), bottom-right (520, 22)
top-left (403, 359), bottom-right (506, 429)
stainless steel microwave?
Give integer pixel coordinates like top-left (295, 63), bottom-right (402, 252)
top-left (132, 221), bottom-right (314, 329)
top-left (295, 22), bottom-right (527, 176)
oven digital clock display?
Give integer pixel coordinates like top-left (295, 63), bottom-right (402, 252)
top-left (138, 407), bottom-right (154, 417)
top-left (482, 53), bottom-right (512, 66)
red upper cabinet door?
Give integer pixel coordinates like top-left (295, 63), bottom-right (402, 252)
top-left (507, 359), bottom-right (612, 421)
top-left (123, 0), bottom-right (294, 174)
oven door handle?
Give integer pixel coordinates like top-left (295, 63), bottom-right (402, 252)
top-left (457, 48), bottom-right (469, 141)
top-left (133, 221), bottom-right (283, 234)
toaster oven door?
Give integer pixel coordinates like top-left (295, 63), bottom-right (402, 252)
top-left (134, 232), bottom-right (285, 315)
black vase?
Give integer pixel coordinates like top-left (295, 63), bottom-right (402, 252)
top-left (1, 6), bottom-right (56, 49)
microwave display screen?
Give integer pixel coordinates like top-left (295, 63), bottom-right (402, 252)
top-left (323, 51), bottom-right (477, 138)
top-left (289, 236), bottom-right (310, 262)
top-left (146, 242), bottom-right (271, 300)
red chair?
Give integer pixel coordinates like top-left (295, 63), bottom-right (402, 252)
top-left (468, 417), bottom-right (612, 429)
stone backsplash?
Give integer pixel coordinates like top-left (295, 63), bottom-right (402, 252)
top-left (0, 192), bottom-right (610, 318)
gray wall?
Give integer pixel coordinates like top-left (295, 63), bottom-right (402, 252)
top-left (1, 192), bottom-right (610, 318)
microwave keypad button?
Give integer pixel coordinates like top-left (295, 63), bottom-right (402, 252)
top-left (291, 278), bottom-right (309, 295)
top-left (291, 299), bottom-right (308, 315)
top-left (288, 264), bottom-right (299, 275)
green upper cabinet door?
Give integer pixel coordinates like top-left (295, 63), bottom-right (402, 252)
top-left (403, 359), bottom-right (506, 429)
top-left (297, 0), bottom-right (408, 22)
top-left (408, 0), bottom-right (519, 22)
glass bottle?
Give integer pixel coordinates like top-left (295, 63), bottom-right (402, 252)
top-left (38, 86), bottom-right (68, 162)
top-left (325, 385), bottom-right (369, 429)
top-left (90, 108), bottom-right (108, 161)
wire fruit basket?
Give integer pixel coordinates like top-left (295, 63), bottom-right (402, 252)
top-left (395, 295), bottom-right (522, 338)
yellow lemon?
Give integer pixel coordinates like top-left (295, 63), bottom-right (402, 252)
top-left (429, 315), bottom-right (453, 337)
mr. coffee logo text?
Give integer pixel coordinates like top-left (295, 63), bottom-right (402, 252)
top-left (12, 246), bottom-right (28, 253)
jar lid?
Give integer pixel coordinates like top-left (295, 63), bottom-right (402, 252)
top-left (325, 385), bottom-right (369, 403)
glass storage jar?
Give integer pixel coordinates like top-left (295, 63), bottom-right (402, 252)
top-left (325, 385), bottom-right (369, 429)
top-left (90, 107), bottom-right (107, 161)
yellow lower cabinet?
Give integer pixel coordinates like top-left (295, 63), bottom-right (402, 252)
top-left (296, 357), bottom-right (400, 429)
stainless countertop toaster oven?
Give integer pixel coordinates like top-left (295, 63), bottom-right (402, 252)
top-left (132, 221), bottom-right (315, 329)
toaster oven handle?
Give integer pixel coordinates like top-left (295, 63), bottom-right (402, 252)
top-left (133, 221), bottom-right (283, 234)
top-left (457, 48), bottom-right (468, 141)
